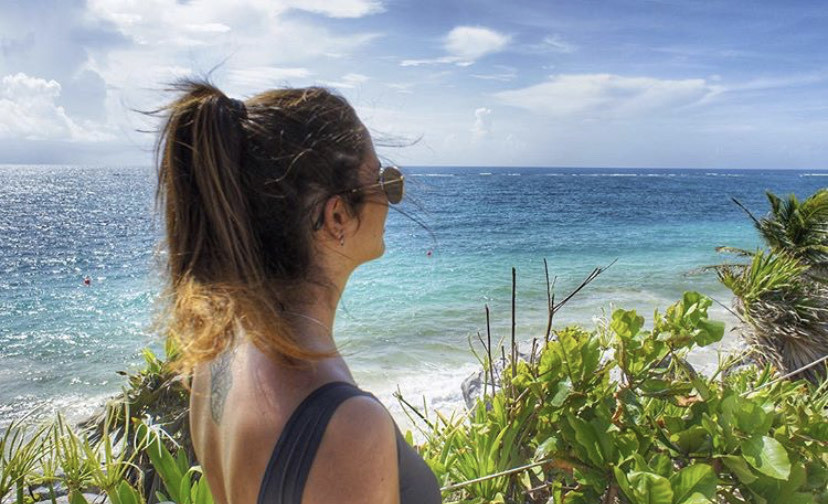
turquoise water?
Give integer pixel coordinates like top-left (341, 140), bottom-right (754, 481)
top-left (0, 165), bottom-right (825, 424)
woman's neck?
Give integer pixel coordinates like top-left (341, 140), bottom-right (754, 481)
top-left (280, 279), bottom-right (344, 353)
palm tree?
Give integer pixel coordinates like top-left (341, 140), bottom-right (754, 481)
top-left (719, 189), bottom-right (828, 383)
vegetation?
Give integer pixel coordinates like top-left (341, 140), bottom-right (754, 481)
top-left (407, 290), bottom-right (828, 503)
top-left (716, 189), bottom-right (828, 383)
top-left (2, 189), bottom-right (827, 504)
top-left (2, 288), bottom-right (827, 504)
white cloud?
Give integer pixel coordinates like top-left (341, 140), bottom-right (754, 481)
top-left (82, 0), bottom-right (382, 110)
top-left (386, 83), bottom-right (414, 94)
top-left (400, 25), bottom-right (510, 67)
top-left (400, 56), bottom-right (459, 67)
top-left (471, 107), bottom-right (492, 138)
top-left (495, 74), bottom-right (719, 119)
top-left (0, 73), bottom-right (110, 141)
top-left (184, 23), bottom-right (232, 33)
top-left (538, 35), bottom-right (577, 54)
top-left (283, 0), bottom-right (385, 18)
top-left (726, 74), bottom-right (824, 92)
top-left (472, 65), bottom-right (517, 82)
top-left (228, 67), bottom-right (313, 89)
top-left (325, 73), bottom-right (370, 89)
top-left (445, 26), bottom-right (510, 61)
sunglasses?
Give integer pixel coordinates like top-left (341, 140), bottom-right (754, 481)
top-left (312, 165), bottom-right (405, 230)
top-left (350, 165), bottom-right (405, 204)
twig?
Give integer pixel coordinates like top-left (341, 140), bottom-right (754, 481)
top-left (747, 353), bottom-right (828, 394)
top-left (552, 259), bottom-right (617, 316)
top-left (602, 484), bottom-right (619, 504)
top-left (440, 459), bottom-right (554, 492)
top-left (501, 345), bottom-right (508, 401)
top-left (486, 304), bottom-right (495, 396)
top-left (511, 267), bottom-right (517, 390)
top-left (544, 258), bottom-right (555, 343)
top-left (476, 331), bottom-right (487, 398)
top-left (710, 295), bottom-right (745, 324)
top-left (393, 388), bottom-right (435, 431)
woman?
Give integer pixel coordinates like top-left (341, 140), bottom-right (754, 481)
top-left (155, 81), bottom-right (441, 504)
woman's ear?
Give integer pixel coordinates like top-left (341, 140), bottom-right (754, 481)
top-left (322, 195), bottom-right (352, 237)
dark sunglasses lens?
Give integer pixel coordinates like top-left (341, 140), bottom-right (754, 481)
top-left (382, 167), bottom-right (404, 204)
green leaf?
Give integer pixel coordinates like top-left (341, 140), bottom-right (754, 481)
top-left (670, 426), bottom-right (710, 455)
top-left (720, 455), bottom-right (758, 484)
top-left (670, 464), bottom-right (717, 504)
top-left (534, 436), bottom-right (559, 460)
top-left (694, 319), bottom-right (725, 346)
top-left (550, 379), bottom-right (572, 407)
top-left (630, 471), bottom-right (674, 504)
top-left (568, 416), bottom-right (604, 466)
top-left (805, 460), bottom-right (828, 491)
top-left (194, 478), bottom-right (214, 504)
top-left (140, 424), bottom-right (184, 502)
top-left (741, 436), bottom-right (791, 480)
top-left (614, 467), bottom-right (634, 501)
top-left (611, 309), bottom-right (644, 340)
top-left (116, 481), bottom-right (140, 504)
top-left (179, 473), bottom-right (192, 504)
top-left (69, 491), bottom-right (90, 504)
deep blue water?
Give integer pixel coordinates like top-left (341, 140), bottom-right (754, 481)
top-left (0, 165), bottom-right (825, 423)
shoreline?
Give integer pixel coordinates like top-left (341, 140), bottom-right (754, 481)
top-left (1, 306), bottom-right (745, 434)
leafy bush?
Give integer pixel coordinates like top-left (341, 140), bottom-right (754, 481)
top-left (412, 293), bottom-right (828, 503)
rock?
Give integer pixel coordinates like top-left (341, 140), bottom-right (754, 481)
top-left (32, 492), bottom-right (107, 504)
top-left (461, 344), bottom-right (540, 409)
top-left (30, 482), bottom-right (68, 500)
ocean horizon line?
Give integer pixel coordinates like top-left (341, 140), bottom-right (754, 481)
top-left (1, 163), bottom-right (827, 173)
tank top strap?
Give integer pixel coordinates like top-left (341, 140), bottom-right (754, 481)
top-left (257, 381), bottom-right (372, 504)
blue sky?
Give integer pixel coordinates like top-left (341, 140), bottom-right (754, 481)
top-left (1, 0), bottom-right (827, 168)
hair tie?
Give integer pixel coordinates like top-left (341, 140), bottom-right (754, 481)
top-left (229, 98), bottom-right (247, 120)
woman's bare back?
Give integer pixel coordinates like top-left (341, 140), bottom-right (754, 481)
top-left (189, 343), bottom-right (399, 504)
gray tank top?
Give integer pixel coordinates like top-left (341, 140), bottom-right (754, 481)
top-left (257, 381), bottom-right (442, 503)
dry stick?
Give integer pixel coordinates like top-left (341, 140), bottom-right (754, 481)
top-left (476, 331), bottom-right (488, 398)
top-left (552, 259), bottom-right (618, 317)
top-left (747, 353), bottom-right (828, 394)
top-left (441, 459), bottom-right (555, 492)
top-left (439, 262), bottom-right (618, 495)
top-left (393, 389), bottom-right (435, 431)
top-left (486, 305), bottom-right (495, 396)
top-left (602, 484), bottom-right (619, 504)
top-left (544, 258), bottom-right (554, 343)
top-left (511, 267), bottom-right (517, 397)
top-left (710, 296), bottom-right (745, 324)
top-left (501, 345), bottom-right (507, 398)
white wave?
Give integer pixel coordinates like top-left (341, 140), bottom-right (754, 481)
top-left (573, 173), bottom-right (638, 177)
top-left (801, 173), bottom-right (828, 177)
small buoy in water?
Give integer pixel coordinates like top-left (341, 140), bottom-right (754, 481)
top-left (426, 250), bottom-right (433, 257)
top-left (83, 276), bottom-right (91, 286)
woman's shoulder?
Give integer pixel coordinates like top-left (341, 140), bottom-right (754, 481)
top-left (302, 392), bottom-right (400, 504)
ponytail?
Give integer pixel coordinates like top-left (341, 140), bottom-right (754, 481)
top-left (155, 80), bottom-right (326, 374)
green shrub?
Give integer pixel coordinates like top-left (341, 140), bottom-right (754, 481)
top-left (411, 292), bottom-right (828, 503)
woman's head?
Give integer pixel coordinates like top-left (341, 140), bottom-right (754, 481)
top-left (155, 79), bottom-right (385, 371)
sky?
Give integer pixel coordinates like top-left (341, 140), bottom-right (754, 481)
top-left (1, 0), bottom-right (827, 169)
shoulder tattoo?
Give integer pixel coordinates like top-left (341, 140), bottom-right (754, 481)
top-left (210, 350), bottom-right (234, 424)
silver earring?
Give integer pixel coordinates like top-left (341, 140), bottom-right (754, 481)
top-left (339, 234), bottom-right (345, 246)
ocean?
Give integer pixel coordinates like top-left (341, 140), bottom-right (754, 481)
top-left (1, 165), bottom-right (826, 427)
